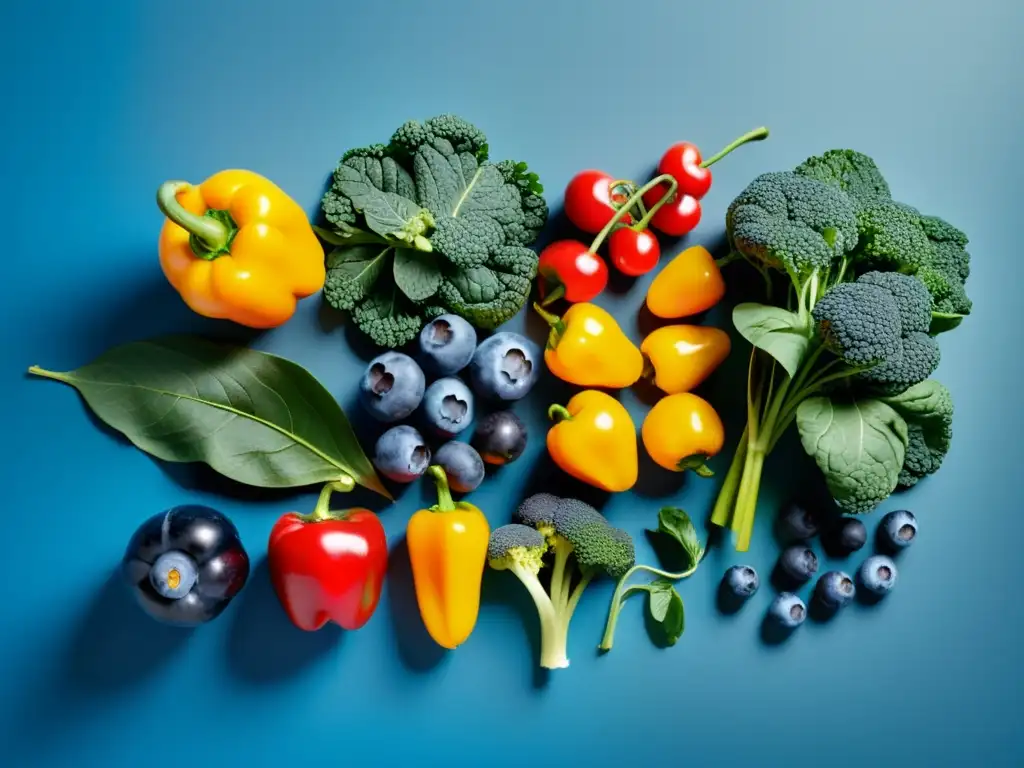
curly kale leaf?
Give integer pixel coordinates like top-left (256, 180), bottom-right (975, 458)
top-left (350, 283), bottom-right (431, 348)
top-left (880, 379), bottom-right (954, 488)
top-left (436, 245), bottom-right (539, 330)
top-left (323, 245), bottom-right (392, 311)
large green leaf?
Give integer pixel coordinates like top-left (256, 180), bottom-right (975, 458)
top-left (732, 303), bottom-right (810, 378)
top-left (28, 336), bottom-right (391, 499)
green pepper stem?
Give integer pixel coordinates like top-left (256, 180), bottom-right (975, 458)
top-left (699, 126), bottom-right (770, 169)
top-left (310, 476), bottom-right (356, 521)
top-left (156, 181), bottom-right (232, 255)
top-left (547, 404), bottom-right (572, 423)
top-left (533, 302), bottom-right (567, 348)
top-left (427, 465), bottom-right (456, 511)
top-left (589, 173), bottom-right (677, 248)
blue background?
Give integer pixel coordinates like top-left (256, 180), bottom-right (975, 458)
top-left (2, 0), bottom-right (1020, 765)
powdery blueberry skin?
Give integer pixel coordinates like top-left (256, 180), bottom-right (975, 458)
top-left (724, 565), bottom-right (759, 598)
top-left (879, 509), bottom-right (918, 551)
top-left (815, 570), bottom-right (856, 609)
top-left (779, 544), bottom-right (819, 583)
top-left (469, 332), bottom-right (541, 401)
top-left (778, 502), bottom-right (819, 540)
top-left (418, 314), bottom-right (478, 376)
top-left (421, 376), bottom-right (475, 438)
top-left (359, 352), bottom-right (426, 423)
top-left (858, 554), bottom-right (898, 595)
top-left (768, 592), bottom-right (807, 629)
top-left (373, 425), bottom-right (431, 483)
top-left (434, 440), bottom-right (485, 493)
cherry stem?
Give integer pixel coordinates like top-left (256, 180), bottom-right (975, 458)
top-left (590, 173), bottom-right (677, 249)
top-left (699, 126), bottom-right (770, 169)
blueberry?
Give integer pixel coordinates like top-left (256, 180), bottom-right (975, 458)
top-left (878, 509), bottom-right (917, 551)
top-left (828, 517), bottom-right (867, 555)
top-left (373, 425), bottom-right (431, 483)
top-left (768, 592), bottom-right (807, 629)
top-left (421, 376), bottom-right (475, 437)
top-left (778, 544), bottom-right (819, 584)
top-left (472, 410), bottom-right (527, 465)
top-left (778, 502), bottom-right (819, 540)
top-left (723, 565), bottom-right (759, 599)
top-left (359, 351), bottom-right (426, 423)
top-left (434, 441), bottom-right (486, 493)
top-left (418, 314), bottom-right (478, 376)
top-left (469, 332), bottom-right (541, 401)
top-left (858, 555), bottom-right (898, 596)
top-left (814, 570), bottom-right (856, 609)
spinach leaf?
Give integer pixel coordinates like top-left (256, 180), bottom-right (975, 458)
top-left (880, 379), bottom-right (954, 487)
top-left (393, 250), bottom-right (441, 302)
top-left (648, 580), bottom-right (685, 645)
top-left (796, 395), bottom-right (908, 514)
top-left (28, 336), bottom-right (391, 498)
top-left (732, 303), bottom-right (810, 378)
top-left (656, 507), bottom-right (705, 567)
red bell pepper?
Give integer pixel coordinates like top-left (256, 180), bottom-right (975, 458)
top-left (267, 478), bottom-right (388, 631)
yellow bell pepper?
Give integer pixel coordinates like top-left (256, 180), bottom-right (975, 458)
top-left (157, 169), bottom-right (325, 329)
top-left (547, 390), bottom-right (638, 492)
top-left (641, 392), bottom-right (725, 476)
top-left (640, 324), bottom-right (732, 394)
top-left (406, 465), bottom-right (491, 649)
top-left (646, 245), bottom-right (726, 319)
top-left (533, 302), bottom-right (643, 388)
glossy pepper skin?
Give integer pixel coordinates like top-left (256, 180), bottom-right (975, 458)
top-left (547, 390), bottom-right (638, 492)
top-left (157, 169), bottom-right (325, 328)
top-left (407, 465), bottom-right (491, 649)
top-left (121, 505), bottom-right (250, 627)
top-left (533, 302), bottom-right (643, 388)
top-left (641, 324), bottom-right (732, 394)
top-left (646, 245), bottom-right (726, 319)
top-left (267, 478), bottom-right (388, 632)
top-left (642, 392), bottom-right (725, 476)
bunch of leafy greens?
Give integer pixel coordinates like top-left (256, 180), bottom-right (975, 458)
top-left (710, 150), bottom-right (967, 551)
top-left (316, 115), bottom-right (548, 347)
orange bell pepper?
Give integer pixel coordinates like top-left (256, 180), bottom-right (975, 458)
top-left (640, 324), bottom-right (732, 394)
top-left (641, 392), bottom-right (725, 476)
top-left (533, 302), bottom-right (644, 388)
top-left (646, 245), bottom-right (726, 319)
top-left (546, 390), bottom-right (638, 492)
top-left (406, 465), bottom-right (491, 649)
top-left (157, 169), bottom-right (325, 328)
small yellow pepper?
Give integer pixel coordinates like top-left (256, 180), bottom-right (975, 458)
top-left (640, 324), bottom-right (732, 395)
top-left (157, 169), bottom-right (325, 329)
top-left (533, 302), bottom-right (643, 388)
top-left (546, 390), bottom-right (638, 492)
top-left (641, 393), bottom-right (725, 476)
top-left (646, 245), bottom-right (726, 319)
top-left (406, 465), bottom-right (490, 650)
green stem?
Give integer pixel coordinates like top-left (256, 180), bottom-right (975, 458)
top-left (598, 563), bottom-right (699, 651)
top-left (547, 404), bottom-right (572, 423)
top-left (714, 251), bottom-right (744, 269)
top-left (426, 465), bottom-right (455, 511)
top-left (709, 425), bottom-right (749, 529)
top-left (591, 173), bottom-right (677, 248)
top-left (533, 302), bottom-right (567, 347)
top-left (156, 181), bottom-right (234, 256)
top-left (550, 540), bottom-right (572, 612)
top-left (564, 573), bottom-right (592, 623)
top-left (699, 126), bottom-right (770, 168)
top-left (308, 476), bottom-right (356, 521)
top-left (733, 447), bottom-right (766, 551)
top-left (632, 175), bottom-right (679, 231)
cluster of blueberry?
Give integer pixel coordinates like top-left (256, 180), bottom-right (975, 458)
top-left (721, 504), bottom-right (919, 632)
top-left (358, 314), bottom-right (542, 493)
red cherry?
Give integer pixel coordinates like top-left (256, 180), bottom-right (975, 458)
top-left (609, 228), bottom-right (661, 276)
top-left (537, 239), bottom-right (609, 303)
top-left (564, 170), bottom-right (633, 234)
top-left (658, 142), bottom-right (712, 199)
top-left (642, 185), bottom-right (702, 237)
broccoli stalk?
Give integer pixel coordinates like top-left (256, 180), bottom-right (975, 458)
top-left (488, 495), bottom-right (635, 670)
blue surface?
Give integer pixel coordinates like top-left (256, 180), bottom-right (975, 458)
top-left (2, 1), bottom-right (1021, 765)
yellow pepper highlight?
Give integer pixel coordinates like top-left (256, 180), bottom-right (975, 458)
top-left (641, 324), bottom-right (732, 395)
top-left (646, 245), bottom-right (726, 319)
top-left (406, 466), bottom-right (490, 650)
top-left (641, 392), bottom-right (725, 476)
top-left (546, 390), bottom-right (638, 493)
top-left (533, 302), bottom-right (643, 388)
top-left (157, 169), bottom-right (325, 329)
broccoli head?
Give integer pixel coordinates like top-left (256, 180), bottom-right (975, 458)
top-left (856, 271), bottom-right (932, 334)
top-left (813, 281), bottom-right (903, 367)
top-left (726, 171), bottom-right (860, 284)
top-left (917, 214), bottom-right (972, 320)
top-left (856, 330), bottom-right (940, 396)
top-left (853, 200), bottom-right (932, 272)
top-left (794, 149), bottom-right (892, 210)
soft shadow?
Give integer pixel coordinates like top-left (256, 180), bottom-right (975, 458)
top-left (318, 295), bottom-right (347, 335)
top-left (386, 535), bottom-right (448, 672)
top-left (769, 560), bottom-right (815, 594)
top-left (64, 570), bottom-right (193, 692)
top-left (606, 268), bottom-right (637, 296)
top-left (759, 614), bottom-right (797, 646)
top-left (519, 450), bottom-right (610, 513)
top-left (807, 594), bottom-right (842, 623)
top-left (632, 449), bottom-right (687, 499)
top-left (715, 580), bottom-right (749, 616)
top-left (480, 567), bottom-right (549, 689)
top-left (856, 588), bottom-right (886, 608)
top-left (226, 557), bottom-right (342, 683)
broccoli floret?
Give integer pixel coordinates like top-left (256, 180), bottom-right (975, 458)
top-left (794, 149), bottom-right (892, 210)
top-left (857, 271), bottom-right (932, 334)
top-left (917, 214), bottom-right (972, 320)
top-left (856, 331), bottom-right (940, 395)
top-left (350, 285), bottom-right (429, 348)
top-left (853, 200), bottom-right (932, 272)
top-left (813, 282), bottom-right (903, 367)
top-left (502, 494), bottom-right (634, 669)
